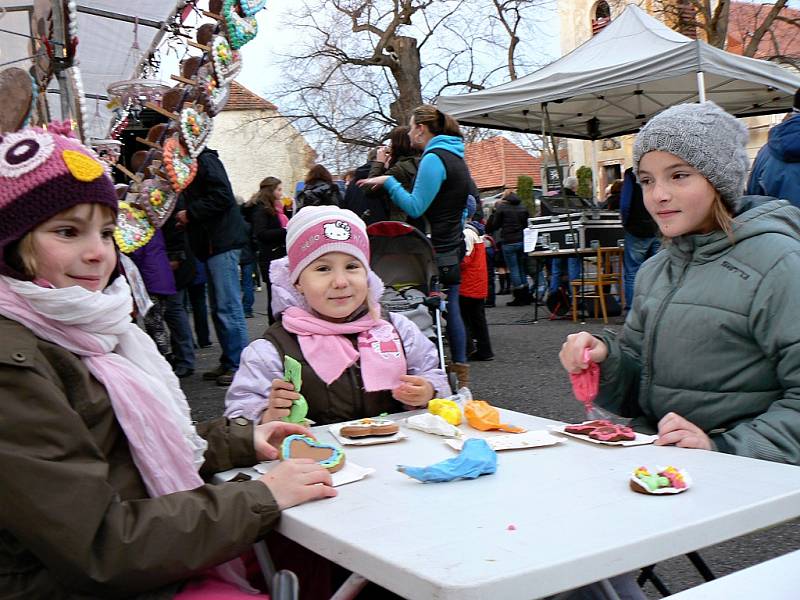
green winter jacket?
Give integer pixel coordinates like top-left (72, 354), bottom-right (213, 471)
top-left (598, 197), bottom-right (800, 464)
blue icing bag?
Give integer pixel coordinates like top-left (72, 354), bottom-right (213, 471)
top-left (397, 438), bottom-right (497, 483)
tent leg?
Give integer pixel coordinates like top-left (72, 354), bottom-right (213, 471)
top-left (696, 71), bottom-right (706, 103)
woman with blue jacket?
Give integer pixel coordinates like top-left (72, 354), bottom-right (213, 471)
top-left (360, 105), bottom-right (471, 388)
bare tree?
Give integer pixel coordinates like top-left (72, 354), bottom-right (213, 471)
top-left (644, 0), bottom-right (798, 65)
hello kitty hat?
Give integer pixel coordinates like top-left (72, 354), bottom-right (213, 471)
top-left (286, 205), bottom-right (370, 283)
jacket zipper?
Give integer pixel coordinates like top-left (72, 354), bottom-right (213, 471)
top-left (642, 258), bottom-right (690, 415)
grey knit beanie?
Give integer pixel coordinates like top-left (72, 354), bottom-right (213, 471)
top-left (633, 102), bottom-right (749, 209)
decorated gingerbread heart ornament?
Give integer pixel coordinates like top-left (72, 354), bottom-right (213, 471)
top-left (137, 178), bottom-right (177, 228)
top-left (222, 0), bottom-right (258, 50)
top-left (179, 106), bottom-right (212, 159)
top-left (238, 0), bottom-right (267, 17)
top-left (114, 200), bottom-right (155, 253)
top-left (210, 35), bottom-right (242, 86)
top-left (163, 136), bottom-right (198, 192)
top-left (195, 66), bottom-right (230, 117)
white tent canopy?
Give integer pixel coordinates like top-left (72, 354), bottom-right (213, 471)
top-left (436, 4), bottom-right (800, 140)
top-left (0, 1), bottom-right (182, 139)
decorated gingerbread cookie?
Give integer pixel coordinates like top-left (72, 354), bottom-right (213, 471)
top-left (163, 135), bottom-right (197, 192)
top-left (630, 466), bottom-right (690, 495)
top-left (564, 419), bottom-right (612, 435)
top-left (280, 434), bottom-right (345, 473)
top-left (563, 420), bottom-right (635, 442)
top-left (179, 106), bottom-right (212, 159)
top-left (222, 0), bottom-right (258, 49)
top-left (339, 417), bottom-right (400, 439)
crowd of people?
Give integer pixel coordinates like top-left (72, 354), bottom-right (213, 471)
top-left (0, 89), bottom-right (799, 598)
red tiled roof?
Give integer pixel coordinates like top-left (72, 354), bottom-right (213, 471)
top-left (222, 81), bottom-right (278, 111)
top-left (726, 2), bottom-right (800, 61)
top-left (465, 136), bottom-right (542, 191)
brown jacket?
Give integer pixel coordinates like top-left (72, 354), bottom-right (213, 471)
top-left (0, 317), bottom-right (279, 599)
top-left (263, 322), bottom-right (399, 425)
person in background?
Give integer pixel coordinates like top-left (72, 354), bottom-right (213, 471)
top-left (187, 259), bottom-right (212, 348)
top-left (340, 149), bottom-right (378, 222)
top-left (487, 191), bottom-right (530, 306)
top-left (460, 222), bottom-right (493, 361)
top-left (251, 177), bottom-right (288, 325)
top-left (603, 178), bottom-right (623, 210)
top-left (357, 105), bottom-right (471, 389)
top-left (128, 229), bottom-right (177, 359)
top-left (746, 88), bottom-right (800, 206)
top-left (176, 148), bottom-right (250, 387)
top-left (364, 125), bottom-right (422, 226)
top-left (549, 177), bottom-right (583, 301)
top-left (295, 164), bottom-right (342, 211)
top-left (620, 166), bottom-right (660, 310)
top-left (239, 197), bottom-right (259, 319)
top-left (163, 197), bottom-right (197, 378)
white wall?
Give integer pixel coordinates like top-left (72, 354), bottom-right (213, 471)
top-left (208, 109), bottom-right (314, 202)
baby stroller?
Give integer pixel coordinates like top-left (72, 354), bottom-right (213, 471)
top-left (366, 221), bottom-right (457, 392)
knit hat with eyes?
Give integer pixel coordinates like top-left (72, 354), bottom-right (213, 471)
top-left (0, 123), bottom-right (118, 278)
top-left (632, 102), bottom-right (750, 210)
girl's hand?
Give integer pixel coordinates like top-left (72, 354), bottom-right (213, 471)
top-left (376, 146), bottom-right (390, 165)
top-left (259, 459), bottom-right (337, 509)
top-left (253, 421), bottom-right (313, 461)
top-left (357, 176), bottom-right (389, 191)
top-left (392, 375), bottom-right (434, 406)
top-left (261, 379), bottom-right (300, 423)
top-left (655, 412), bottom-right (712, 450)
top-left (559, 332), bottom-right (608, 374)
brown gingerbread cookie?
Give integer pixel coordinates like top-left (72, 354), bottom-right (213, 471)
top-left (279, 434), bottom-right (345, 473)
top-left (339, 417), bottom-right (400, 439)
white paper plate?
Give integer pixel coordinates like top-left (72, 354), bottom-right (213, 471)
top-left (629, 465), bottom-right (692, 494)
top-left (252, 460), bottom-right (375, 487)
top-left (550, 423), bottom-right (658, 447)
top-left (328, 421), bottom-right (407, 446)
top-left (445, 430), bottom-right (562, 452)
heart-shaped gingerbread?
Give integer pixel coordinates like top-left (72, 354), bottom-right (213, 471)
top-left (195, 66), bottom-right (230, 117)
top-left (222, 0), bottom-right (258, 50)
top-left (280, 434), bottom-right (346, 473)
top-left (137, 178), bottom-right (178, 228)
top-left (210, 35), bottom-right (242, 86)
top-left (163, 135), bottom-right (198, 192)
top-left (179, 106), bottom-right (212, 159)
top-left (239, 0), bottom-right (267, 17)
top-left (0, 68), bottom-right (36, 133)
top-left (114, 200), bottom-right (155, 253)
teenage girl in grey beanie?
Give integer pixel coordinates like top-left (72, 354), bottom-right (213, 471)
top-left (560, 101), bottom-right (800, 465)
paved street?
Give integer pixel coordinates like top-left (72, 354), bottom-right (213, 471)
top-left (182, 288), bottom-right (800, 598)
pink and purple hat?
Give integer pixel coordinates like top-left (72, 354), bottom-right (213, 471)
top-left (286, 206), bottom-right (370, 282)
top-left (0, 122), bottom-right (118, 278)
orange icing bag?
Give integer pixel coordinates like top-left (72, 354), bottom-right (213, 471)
top-left (464, 400), bottom-right (525, 433)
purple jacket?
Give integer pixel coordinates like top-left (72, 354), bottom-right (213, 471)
top-left (224, 257), bottom-right (450, 420)
top-left (129, 229), bottom-right (177, 296)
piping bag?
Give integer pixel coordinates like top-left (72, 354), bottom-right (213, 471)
top-left (464, 400), bottom-right (525, 433)
top-left (397, 438), bottom-right (497, 483)
top-left (281, 355), bottom-right (309, 424)
top-left (568, 347), bottom-right (620, 421)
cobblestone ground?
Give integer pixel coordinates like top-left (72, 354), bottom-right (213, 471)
top-left (181, 288), bottom-right (800, 599)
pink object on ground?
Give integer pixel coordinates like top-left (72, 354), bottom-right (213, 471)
top-left (569, 348), bottom-right (600, 412)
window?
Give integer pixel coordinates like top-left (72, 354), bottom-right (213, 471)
top-left (592, 1), bottom-right (611, 35)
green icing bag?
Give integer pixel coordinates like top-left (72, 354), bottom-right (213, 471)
top-left (281, 355), bottom-right (308, 423)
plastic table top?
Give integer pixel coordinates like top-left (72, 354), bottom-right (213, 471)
top-left (218, 410), bottom-right (800, 600)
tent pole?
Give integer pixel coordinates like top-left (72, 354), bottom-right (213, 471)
top-left (696, 71), bottom-right (707, 102)
top-left (590, 139), bottom-right (598, 205)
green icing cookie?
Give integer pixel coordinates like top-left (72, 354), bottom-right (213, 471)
top-left (282, 355), bottom-right (308, 424)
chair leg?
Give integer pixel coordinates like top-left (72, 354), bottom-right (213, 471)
top-left (571, 283), bottom-right (578, 322)
top-left (598, 285), bottom-right (608, 324)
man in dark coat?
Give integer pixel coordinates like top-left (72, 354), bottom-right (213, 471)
top-left (176, 148), bottom-right (250, 386)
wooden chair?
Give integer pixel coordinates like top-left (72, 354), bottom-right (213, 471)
top-left (571, 246), bottom-right (625, 323)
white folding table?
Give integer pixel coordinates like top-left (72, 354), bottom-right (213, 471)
top-left (218, 409), bottom-right (800, 599)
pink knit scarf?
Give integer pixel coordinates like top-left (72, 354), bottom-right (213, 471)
top-left (281, 306), bottom-right (406, 390)
top-left (0, 275), bottom-right (256, 593)
top-left (275, 201), bottom-right (288, 228)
